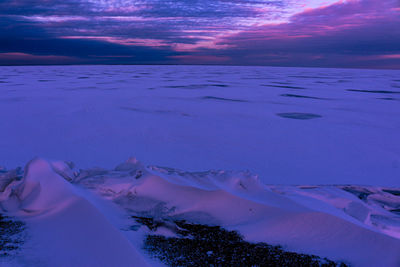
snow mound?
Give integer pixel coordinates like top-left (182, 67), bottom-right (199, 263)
top-left (71, 158), bottom-right (400, 267)
top-left (0, 158), bottom-right (149, 267)
top-left (1, 157), bottom-right (400, 267)
top-left (0, 158), bottom-right (76, 214)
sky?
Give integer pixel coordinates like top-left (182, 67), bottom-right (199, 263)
top-left (0, 0), bottom-right (399, 68)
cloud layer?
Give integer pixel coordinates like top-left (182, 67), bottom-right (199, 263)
top-left (0, 0), bottom-right (399, 68)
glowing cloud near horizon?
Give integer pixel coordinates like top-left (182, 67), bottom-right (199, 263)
top-left (0, 0), bottom-right (399, 68)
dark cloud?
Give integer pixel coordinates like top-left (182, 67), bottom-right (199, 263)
top-left (0, 0), bottom-right (284, 17)
top-left (0, 0), bottom-right (399, 68)
top-left (0, 15), bottom-right (180, 65)
top-left (0, 0), bottom-right (86, 15)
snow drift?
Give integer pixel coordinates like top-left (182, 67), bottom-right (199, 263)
top-left (1, 158), bottom-right (399, 266)
top-left (0, 158), bottom-right (149, 267)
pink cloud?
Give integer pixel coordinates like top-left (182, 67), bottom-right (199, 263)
top-left (60, 36), bottom-right (169, 47)
top-left (0, 52), bottom-right (76, 65)
top-left (169, 55), bottom-right (231, 64)
top-left (211, 0), bottom-right (400, 68)
top-left (225, 0), bottom-right (399, 43)
top-left (380, 54), bottom-right (400, 59)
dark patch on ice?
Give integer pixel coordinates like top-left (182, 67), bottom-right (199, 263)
top-left (369, 214), bottom-right (400, 230)
top-left (96, 82), bottom-right (113, 85)
top-left (74, 168), bottom-right (109, 182)
top-left (0, 214), bottom-right (25, 258)
top-left (208, 72), bottom-right (226, 75)
top-left (391, 84), bottom-right (400, 88)
top-left (277, 113), bottom-right (322, 120)
top-left (132, 216), bottom-right (164, 231)
top-left (298, 186), bottom-right (319, 189)
top-left (207, 80), bottom-right (224, 83)
top-left (280, 94), bottom-right (325, 100)
top-left (241, 77), bottom-right (273, 80)
top-left (155, 110), bottom-right (172, 115)
top-left (289, 75), bottom-right (334, 79)
top-left (129, 225), bottom-right (141, 231)
top-left (390, 209), bottom-right (400, 215)
top-left (155, 110), bottom-right (190, 117)
top-left (0, 81), bottom-right (9, 83)
top-left (346, 89), bottom-right (400, 94)
top-left (202, 96), bottom-right (249, 102)
top-left (342, 187), bottom-right (372, 200)
top-left (262, 84), bottom-right (306, 90)
top-left (271, 81), bottom-right (293, 85)
top-left (165, 85), bottom-right (205, 89)
top-left (141, 219), bottom-right (348, 267)
top-left (120, 107), bottom-right (190, 117)
top-left (37, 80), bottom-right (53, 82)
top-left (77, 76), bottom-right (89, 79)
top-left (149, 166), bottom-right (219, 178)
top-left (166, 84), bottom-right (228, 89)
top-left (210, 84), bottom-right (229, 87)
top-left (377, 97), bottom-right (398, 101)
top-left (170, 212), bottom-right (220, 226)
top-left (63, 86), bottom-right (97, 91)
top-left (382, 189), bottom-right (400, 196)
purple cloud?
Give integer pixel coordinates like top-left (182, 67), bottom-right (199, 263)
top-left (0, 0), bottom-right (399, 68)
top-left (203, 0), bottom-right (400, 68)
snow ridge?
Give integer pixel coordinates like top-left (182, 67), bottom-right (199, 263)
top-left (1, 158), bottom-right (400, 266)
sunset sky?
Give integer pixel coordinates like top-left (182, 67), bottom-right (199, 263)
top-left (1, 0), bottom-right (399, 68)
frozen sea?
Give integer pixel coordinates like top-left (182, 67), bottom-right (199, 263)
top-left (0, 65), bottom-right (399, 186)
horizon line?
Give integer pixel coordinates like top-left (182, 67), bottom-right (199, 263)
top-left (1, 63), bottom-right (399, 71)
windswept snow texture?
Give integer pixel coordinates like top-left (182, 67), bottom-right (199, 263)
top-left (0, 158), bottom-right (399, 266)
top-left (0, 159), bottom-right (150, 266)
top-left (0, 65), bottom-right (399, 186)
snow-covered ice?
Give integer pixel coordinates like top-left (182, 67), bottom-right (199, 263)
top-left (0, 65), bottom-right (399, 266)
top-left (1, 65), bottom-right (399, 186)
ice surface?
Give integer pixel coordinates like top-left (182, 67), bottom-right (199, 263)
top-left (0, 65), bottom-right (399, 265)
top-left (0, 65), bottom-right (399, 186)
top-left (2, 158), bottom-right (398, 266)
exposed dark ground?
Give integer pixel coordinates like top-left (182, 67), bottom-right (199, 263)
top-left (134, 216), bottom-right (349, 267)
top-left (0, 214), bottom-right (25, 257)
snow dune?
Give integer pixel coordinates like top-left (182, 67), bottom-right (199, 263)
top-left (0, 159), bottom-right (149, 267)
top-left (1, 158), bottom-right (399, 266)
